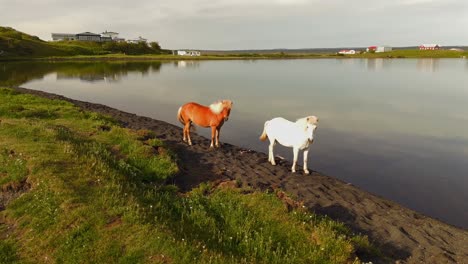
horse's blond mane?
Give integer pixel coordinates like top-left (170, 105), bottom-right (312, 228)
top-left (295, 116), bottom-right (319, 130)
top-left (209, 100), bottom-right (232, 114)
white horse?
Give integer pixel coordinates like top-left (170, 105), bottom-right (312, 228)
top-left (260, 116), bottom-right (318, 174)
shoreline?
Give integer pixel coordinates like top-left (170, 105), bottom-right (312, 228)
top-left (1, 50), bottom-right (467, 62)
top-left (12, 86), bottom-right (468, 263)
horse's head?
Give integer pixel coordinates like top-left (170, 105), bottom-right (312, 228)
top-left (221, 100), bottom-right (233, 121)
top-left (305, 116), bottom-right (318, 142)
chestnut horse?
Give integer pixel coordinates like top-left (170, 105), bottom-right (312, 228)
top-left (177, 100), bottom-right (233, 148)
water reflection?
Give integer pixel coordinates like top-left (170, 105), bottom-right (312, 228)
top-left (416, 59), bottom-right (439, 72)
top-left (365, 58), bottom-right (393, 71)
top-left (1, 59), bottom-right (468, 228)
top-left (0, 61), bottom-right (164, 86)
top-left (174, 60), bottom-right (200, 68)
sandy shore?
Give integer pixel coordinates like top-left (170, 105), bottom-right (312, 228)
top-left (14, 87), bottom-right (468, 264)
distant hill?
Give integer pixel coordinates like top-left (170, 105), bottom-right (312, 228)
top-left (0, 27), bottom-right (167, 59)
top-left (200, 46), bottom-right (467, 55)
top-left (0, 27), bottom-right (101, 57)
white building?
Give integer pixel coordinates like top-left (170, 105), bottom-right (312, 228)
top-left (51, 33), bottom-right (76, 41)
top-left (176, 50), bottom-right (201, 56)
top-left (338, 49), bottom-right (356, 55)
top-left (101, 31), bottom-right (119, 39)
top-left (376, 46), bottom-right (392, 53)
top-left (127, 36), bottom-right (147, 44)
top-left (76, 32), bottom-right (102, 42)
top-left (51, 31), bottom-right (125, 42)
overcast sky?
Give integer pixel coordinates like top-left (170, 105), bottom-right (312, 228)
top-left (1, 0), bottom-right (467, 50)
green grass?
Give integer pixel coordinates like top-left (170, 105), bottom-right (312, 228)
top-left (0, 26), bottom-right (92, 58)
top-left (4, 50), bottom-right (467, 63)
top-left (0, 87), bottom-right (376, 263)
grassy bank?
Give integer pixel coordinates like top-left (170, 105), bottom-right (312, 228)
top-left (3, 50), bottom-right (467, 62)
top-left (0, 88), bottom-right (376, 263)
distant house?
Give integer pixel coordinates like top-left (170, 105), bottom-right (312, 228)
top-left (367, 46), bottom-right (392, 53)
top-left (419, 44), bottom-right (441, 50)
top-left (76, 32), bottom-right (101, 42)
top-left (100, 36), bottom-right (113, 42)
top-left (449, 48), bottom-right (464, 52)
top-left (101, 31), bottom-right (119, 39)
top-left (127, 36), bottom-right (147, 44)
top-left (338, 49), bottom-right (356, 55)
top-left (51, 33), bottom-right (76, 41)
top-left (376, 46), bottom-right (392, 53)
top-left (176, 50), bottom-right (201, 56)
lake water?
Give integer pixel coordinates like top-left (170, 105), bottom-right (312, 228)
top-left (1, 59), bottom-right (467, 228)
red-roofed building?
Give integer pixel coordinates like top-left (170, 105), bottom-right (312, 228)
top-left (419, 44), bottom-right (441, 50)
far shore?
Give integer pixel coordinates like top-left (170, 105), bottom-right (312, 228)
top-left (1, 49), bottom-right (467, 62)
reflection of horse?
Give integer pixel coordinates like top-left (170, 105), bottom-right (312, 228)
top-left (177, 100), bottom-right (233, 148)
top-left (260, 116), bottom-right (318, 174)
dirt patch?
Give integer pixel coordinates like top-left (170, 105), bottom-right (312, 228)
top-left (0, 179), bottom-right (31, 212)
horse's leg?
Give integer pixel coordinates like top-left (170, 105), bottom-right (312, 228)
top-left (303, 148), bottom-right (310, 174)
top-left (269, 139), bottom-right (276, 166)
top-left (184, 122), bottom-right (192, 145)
top-left (182, 121), bottom-right (187, 142)
top-left (210, 126), bottom-right (216, 148)
top-left (292, 147), bottom-right (299, 173)
top-left (215, 128), bottom-right (220, 147)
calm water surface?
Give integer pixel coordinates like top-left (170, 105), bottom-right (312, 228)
top-left (1, 59), bottom-right (467, 228)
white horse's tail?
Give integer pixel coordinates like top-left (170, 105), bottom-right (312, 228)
top-left (259, 121), bottom-right (269, 141)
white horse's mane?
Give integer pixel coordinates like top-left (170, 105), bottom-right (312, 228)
top-left (295, 116), bottom-right (318, 130)
top-left (209, 100), bottom-right (232, 114)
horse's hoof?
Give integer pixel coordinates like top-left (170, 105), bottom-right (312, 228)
top-left (304, 170), bottom-right (310, 175)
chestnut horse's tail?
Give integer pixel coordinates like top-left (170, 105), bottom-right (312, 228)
top-left (177, 106), bottom-right (197, 132)
top-left (177, 106), bottom-right (184, 125)
top-left (259, 121), bottom-right (269, 141)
